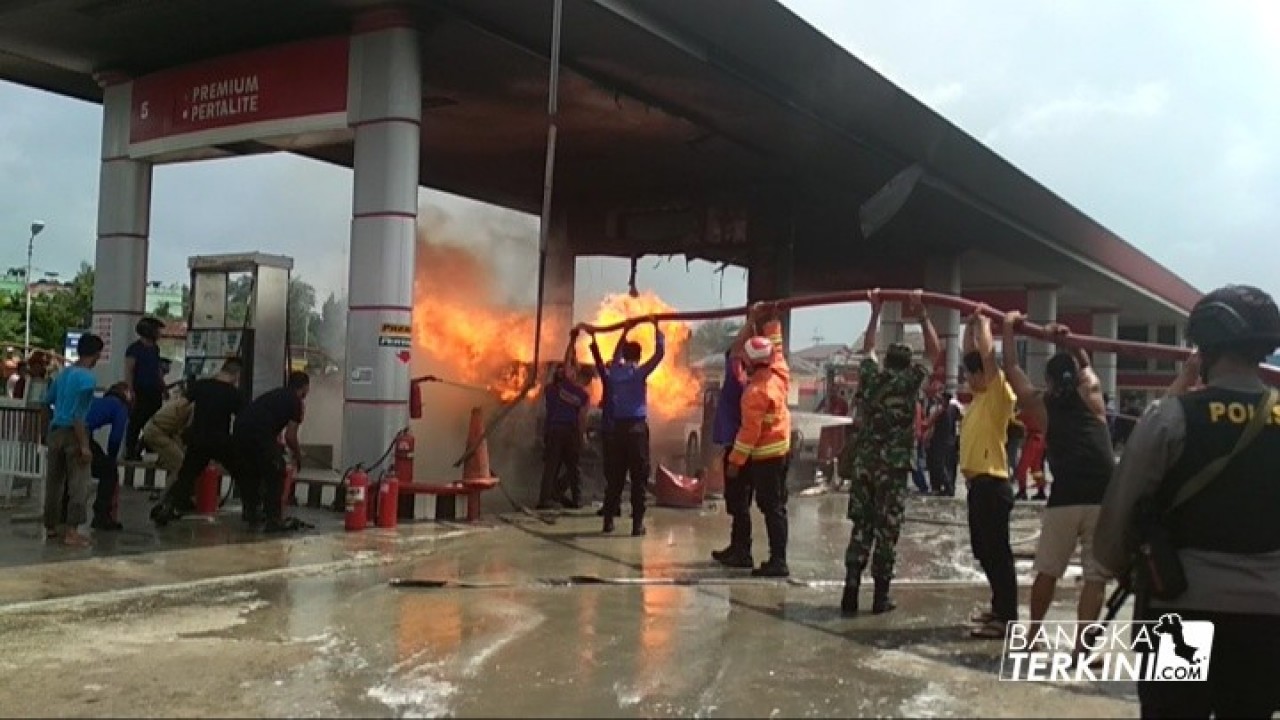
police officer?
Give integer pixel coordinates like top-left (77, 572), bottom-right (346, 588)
top-left (1095, 284), bottom-right (1280, 718)
top-left (712, 303), bottom-right (779, 569)
top-left (842, 289), bottom-right (940, 614)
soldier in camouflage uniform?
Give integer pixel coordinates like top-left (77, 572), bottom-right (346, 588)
top-left (842, 290), bottom-right (941, 616)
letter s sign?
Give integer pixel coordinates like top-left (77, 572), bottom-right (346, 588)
top-left (139, 101), bottom-right (149, 120)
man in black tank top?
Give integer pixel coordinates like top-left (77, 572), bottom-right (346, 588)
top-left (1002, 312), bottom-right (1114, 654)
top-left (1095, 285), bottom-right (1280, 718)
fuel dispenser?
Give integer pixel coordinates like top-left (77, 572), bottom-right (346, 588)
top-left (184, 253), bottom-right (293, 399)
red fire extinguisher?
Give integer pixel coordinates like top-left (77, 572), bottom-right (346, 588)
top-left (196, 464), bottom-right (221, 515)
top-left (345, 466), bottom-right (369, 532)
top-left (394, 429), bottom-right (415, 485)
top-left (377, 468), bottom-right (399, 529)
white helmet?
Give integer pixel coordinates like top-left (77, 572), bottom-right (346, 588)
top-left (744, 336), bottom-right (773, 365)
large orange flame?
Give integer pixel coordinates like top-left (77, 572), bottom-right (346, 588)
top-left (412, 239), bottom-right (547, 402)
top-left (412, 233), bottom-right (697, 415)
top-left (575, 291), bottom-right (699, 421)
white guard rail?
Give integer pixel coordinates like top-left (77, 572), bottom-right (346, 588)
top-left (0, 399), bottom-right (46, 506)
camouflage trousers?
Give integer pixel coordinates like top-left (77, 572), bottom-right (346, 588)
top-left (844, 463), bottom-right (908, 583)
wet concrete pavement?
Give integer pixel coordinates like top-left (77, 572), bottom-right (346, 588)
top-left (0, 488), bottom-right (1138, 718)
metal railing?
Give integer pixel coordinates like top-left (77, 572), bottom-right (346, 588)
top-left (0, 399), bottom-right (46, 506)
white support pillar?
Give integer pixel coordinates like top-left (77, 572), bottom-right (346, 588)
top-left (91, 73), bottom-right (153, 389)
top-left (1025, 285), bottom-right (1059, 385)
top-left (1092, 310), bottom-right (1119, 401)
top-left (1174, 322), bottom-right (1186, 373)
top-left (924, 254), bottom-right (962, 391)
top-left (879, 301), bottom-right (905, 349)
top-left (538, 211), bottom-right (575, 364)
top-left (341, 10), bottom-right (422, 470)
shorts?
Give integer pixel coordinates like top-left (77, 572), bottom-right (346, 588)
top-left (1033, 504), bottom-right (1108, 583)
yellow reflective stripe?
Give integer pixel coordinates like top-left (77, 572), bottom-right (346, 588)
top-left (733, 441), bottom-right (755, 454)
top-left (750, 440), bottom-right (790, 457)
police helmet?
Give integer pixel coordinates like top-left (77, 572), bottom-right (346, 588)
top-left (1186, 285), bottom-right (1280, 352)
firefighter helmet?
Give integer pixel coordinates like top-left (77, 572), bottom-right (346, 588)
top-left (743, 336), bottom-right (774, 365)
top-left (1186, 285), bottom-right (1280, 351)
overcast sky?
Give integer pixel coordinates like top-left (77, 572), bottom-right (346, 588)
top-left (1, 0), bottom-right (1277, 347)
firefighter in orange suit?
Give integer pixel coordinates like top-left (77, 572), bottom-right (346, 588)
top-left (726, 321), bottom-right (793, 578)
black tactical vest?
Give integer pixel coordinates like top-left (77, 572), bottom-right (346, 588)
top-left (1157, 387), bottom-right (1280, 554)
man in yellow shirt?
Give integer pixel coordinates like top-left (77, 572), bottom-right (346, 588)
top-left (959, 308), bottom-right (1018, 638)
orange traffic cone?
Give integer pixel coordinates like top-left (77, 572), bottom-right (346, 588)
top-left (460, 406), bottom-right (497, 522)
top-left (461, 406), bottom-right (489, 480)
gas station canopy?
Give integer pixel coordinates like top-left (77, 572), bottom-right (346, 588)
top-left (0, 0), bottom-right (1199, 322)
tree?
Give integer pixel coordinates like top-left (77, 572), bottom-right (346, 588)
top-left (28, 263), bottom-right (93, 350)
top-left (0, 291), bottom-right (22, 344)
top-left (688, 319), bottom-right (743, 362)
top-left (315, 292), bottom-right (347, 361)
top-left (288, 277), bottom-right (319, 347)
top-left (223, 275), bottom-right (319, 347)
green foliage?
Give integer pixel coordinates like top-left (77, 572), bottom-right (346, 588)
top-left (1, 265), bottom-right (346, 360)
top-left (0, 292), bottom-right (22, 344)
top-left (26, 263), bottom-right (94, 350)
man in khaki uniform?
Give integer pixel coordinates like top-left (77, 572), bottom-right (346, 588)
top-left (141, 391), bottom-right (191, 476)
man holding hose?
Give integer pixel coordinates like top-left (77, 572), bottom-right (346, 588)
top-left (841, 289), bottom-right (940, 614)
top-left (712, 302), bottom-right (784, 570)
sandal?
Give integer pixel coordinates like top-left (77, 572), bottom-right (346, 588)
top-left (62, 531), bottom-right (91, 548)
top-left (969, 619), bottom-right (1008, 639)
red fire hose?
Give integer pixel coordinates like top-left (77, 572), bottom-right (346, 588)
top-left (571, 288), bottom-right (1280, 384)
top-left (445, 288), bottom-right (1278, 467)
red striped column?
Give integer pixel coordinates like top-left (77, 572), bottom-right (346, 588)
top-left (91, 71), bottom-right (153, 388)
top-left (341, 8), bottom-right (422, 470)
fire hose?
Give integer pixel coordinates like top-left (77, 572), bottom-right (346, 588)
top-left (567, 288), bottom-right (1275, 372)
top-left (448, 288), bottom-right (1280, 467)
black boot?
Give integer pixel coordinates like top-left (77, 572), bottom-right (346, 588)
top-left (149, 502), bottom-right (173, 528)
top-left (603, 516), bottom-right (615, 534)
top-left (631, 517), bottom-right (646, 537)
top-left (752, 558), bottom-right (790, 578)
top-left (872, 577), bottom-right (896, 614)
top-left (841, 580), bottom-right (860, 616)
top-left (711, 546), bottom-right (754, 569)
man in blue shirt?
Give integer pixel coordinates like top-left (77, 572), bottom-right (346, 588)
top-left (711, 304), bottom-right (769, 568)
top-left (124, 317), bottom-right (166, 460)
top-left (42, 333), bottom-right (104, 547)
top-left (588, 317), bottom-right (665, 536)
top-left (592, 349), bottom-right (618, 521)
top-left (538, 330), bottom-right (591, 510)
top-left (83, 382), bottom-right (132, 531)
